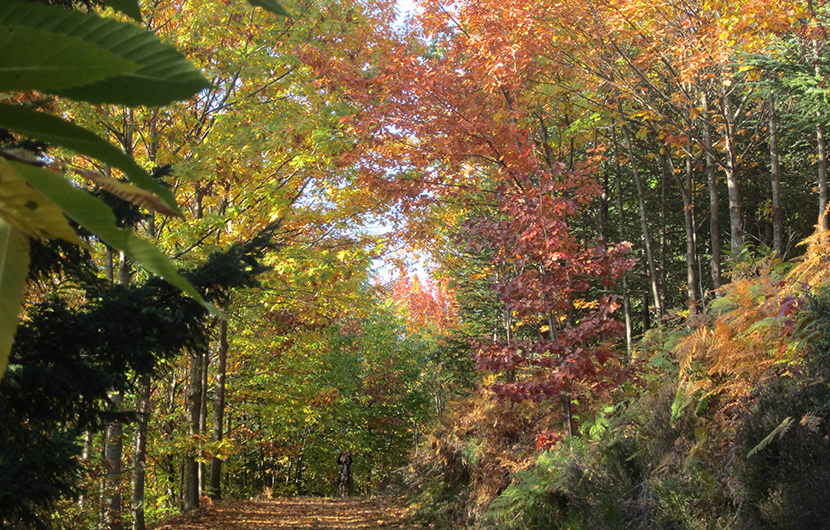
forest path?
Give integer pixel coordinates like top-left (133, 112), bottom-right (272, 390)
top-left (148, 495), bottom-right (418, 529)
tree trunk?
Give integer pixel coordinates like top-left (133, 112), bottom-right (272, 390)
top-left (209, 319), bottom-right (228, 500)
top-left (722, 83), bottom-right (743, 253)
top-left (814, 38), bottom-right (830, 229)
top-left (99, 427), bottom-right (107, 529)
top-left (103, 392), bottom-right (124, 530)
top-left (622, 124), bottom-right (663, 318)
top-left (161, 372), bottom-right (180, 508)
top-left (183, 350), bottom-right (203, 511)
top-left (769, 99), bottom-right (784, 256)
top-left (684, 149), bottom-right (699, 312)
top-left (77, 430), bottom-right (92, 517)
top-left (611, 125), bottom-right (633, 358)
top-left (666, 148), bottom-right (700, 313)
top-left (132, 117), bottom-right (158, 525)
top-left (103, 254), bottom-right (131, 530)
top-left (703, 92), bottom-right (723, 290)
top-left (599, 136), bottom-right (609, 240)
top-left (660, 159), bottom-right (667, 311)
top-left (560, 392), bottom-right (576, 437)
top-left (131, 375), bottom-right (151, 530)
top-left (818, 125), bottom-right (828, 228)
top-left (198, 350), bottom-right (209, 494)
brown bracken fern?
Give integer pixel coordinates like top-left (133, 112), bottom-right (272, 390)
top-left (675, 223), bottom-right (830, 405)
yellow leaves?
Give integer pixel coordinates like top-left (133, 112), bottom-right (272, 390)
top-left (0, 158), bottom-right (83, 245)
top-left (572, 298), bottom-right (598, 310)
top-left (263, 243), bottom-right (376, 325)
top-left (76, 169), bottom-right (183, 218)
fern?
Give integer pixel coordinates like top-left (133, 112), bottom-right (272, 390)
top-left (800, 412), bottom-right (823, 433)
top-left (788, 224), bottom-right (830, 289)
top-left (672, 242), bottom-right (819, 404)
top-left (748, 384), bottom-right (830, 457)
top-left (747, 416), bottom-right (794, 458)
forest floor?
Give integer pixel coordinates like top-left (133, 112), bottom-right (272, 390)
top-left (147, 495), bottom-right (420, 529)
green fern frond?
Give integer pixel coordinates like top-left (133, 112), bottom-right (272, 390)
top-left (748, 416), bottom-right (794, 458)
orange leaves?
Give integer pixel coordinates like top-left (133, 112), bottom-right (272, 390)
top-left (391, 274), bottom-right (460, 336)
top-left (672, 245), bottom-right (822, 403)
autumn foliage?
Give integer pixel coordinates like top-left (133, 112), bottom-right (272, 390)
top-left (10, 0), bottom-right (830, 526)
top-left (391, 275), bottom-right (459, 336)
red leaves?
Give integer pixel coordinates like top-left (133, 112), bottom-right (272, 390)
top-left (461, 163), bottom-right (634, 424)
top-left (536, 429), bottom-right (564, 451)
top-left (471, 295), bottom-right (628, 402)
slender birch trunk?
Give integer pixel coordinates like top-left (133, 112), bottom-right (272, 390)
top-left (721, 83), bottom-right (744, 253)
top-left (702, 92), bottom-right (723, 290)
top-left (622, 124), bottom-right (663, 318)
top-left (183, 350), bottom-right (203, 511)
top-left (209, 319), bottom-right (228, 500)
top-left (131, 375), bottom-right (151, 530)
top-left (769, 98), bottom-right (784, 256)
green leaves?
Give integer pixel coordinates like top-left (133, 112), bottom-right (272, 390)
top-left (0, 0), bottom-right (212, 106)
top-left (13, 161), bottom-right (221, 318)
top-left (0, 0), bottom-right (235, 381)
top-left (0, 0), bottom-right (293, 384)
top-left (0, 25), bottom-right (138, 93)
top-left (0, 104), bottom-right (181, 214)
top-left (0, 222), bottom-right (29, 380)
top-left (248, 0), bottom-right (292, 17)
top-left (99, 0), bottom-right (143, 21)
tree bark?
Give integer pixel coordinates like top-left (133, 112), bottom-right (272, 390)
top-left (721, 83), bottom-right (744, 253)
top-left (131, 375), bottom-right (151, 530)
top-left (103, 254), bottom-right (131, 530)
top-left (660, 158), bottom-right (668, 311)
top-left (209, 319), bottom-right (228, 500)
top-left (769, 99), bottom-right (784, 256)
top-left (183, 350), bottom-right (203, 511)
top-left (132, 117), bottom-right (158, 526)
top-left (198, 350), bottom-right (209, 494)
top-left (684, 149), bottom-right (699, 312)
top-left (665, 148), bottom-right (700, 313)
top-left (818, 124), bottom-right (829, 228)
top-left (611, 125), bottom-right (633, 358)
top-left (702, 92), bottom-right (722, 290)
top-left (622, 124), bottom-right (663, 318)
top-left (103, 392), bottom-right (124, 530)
top-left (813, 37), bottom-right (830, 229)
top-left (560, 392), bottom-right (576, 437)
top-left (77, 430), bottom-right (92, 516)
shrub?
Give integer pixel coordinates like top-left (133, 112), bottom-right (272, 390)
top-left (735, 374), bottom-right (830, 529)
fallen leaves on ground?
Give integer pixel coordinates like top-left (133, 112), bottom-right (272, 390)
top-left (148, 495), bottom-right (420, 529)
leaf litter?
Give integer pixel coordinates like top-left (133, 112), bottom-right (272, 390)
top-left (148, 495), bottom-right (419, 529)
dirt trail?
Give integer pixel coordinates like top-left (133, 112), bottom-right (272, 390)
top-left (148, 495), bottom-right (419, 529)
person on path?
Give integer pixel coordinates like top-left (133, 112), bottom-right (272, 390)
top-left (337, 451), bottom-right (352, 497)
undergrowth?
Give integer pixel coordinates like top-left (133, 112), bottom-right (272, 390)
top-left (408, 229), bottom-right (830, 529)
